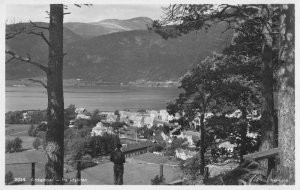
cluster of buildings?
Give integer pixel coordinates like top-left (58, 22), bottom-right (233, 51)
top-left (68, 107), bottom-right (258, 161)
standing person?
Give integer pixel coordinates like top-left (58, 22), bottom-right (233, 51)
top-left (110, 143), bottom-right (125, 185)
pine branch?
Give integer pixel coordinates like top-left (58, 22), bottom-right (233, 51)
top-left (29, 20), bottom-right (49, 30)
top-left (5, 49), bottom-right (48, 73)
top-left (6, 57), bottom-right (15, 63)
top-left (28, 78), bottom-right (48, 89)
top-left (27, 30), bottom-right (54, 51)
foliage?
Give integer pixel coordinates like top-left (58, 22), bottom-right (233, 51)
top-left (28, 122), bottom-right (48, 137)
top-left (6, 137), bottom-right (23, 152)
top-left (65, 137), bottom-right (88, 162)
top-left (65, 104), bottom-right (76, 119)
top-left (79, 154), bottom-right (97, 170)
top-left (5, 139), bottom-right (13, 153)
top-left (137, 126), bottom-right (154, 139)
top-left (148, 141), bottom-right (166, 153)
top-left (137, 108), bottom-right (147, 113)
top-left (5, 171), bottom-right (14, 185)
top-left (73, 118), bottom-right (92, 129)
top-left (180, 153), bottom-right (211, 179)
top-left (151, 175), bottom-right (165, 185)
top-left (5, 110), bottom-right (48, 124)
top-left (36, 131), bottom-right (47, 150)
top-left (64, 104), bottom-right (76, 127)
top-left (5, 111), bottom-right (23, 124)
top-left (90, 109), bottom-right (106, 126)
top-left (114, 110), bottom-right (120, 116)
top-left (32, 138), bottom-right (41, 150)
top-left (111, 122), bottom-right (125, 132)
top-left (64, 126), bottom-right (121, 161)
top-left (29, 110), bottom-right (47, 124)
top-left (166, 137), bottom-right (188, 157)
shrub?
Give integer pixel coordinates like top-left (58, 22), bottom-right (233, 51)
top-left (149, 142), bottom-right (166, 153)
top-left (91, 109), bottom-right (105, 126)
top-left (80, 154), bottom-right (97, 170)
top-left (5, 171), bottom-right (14, 185)
top-left (151, 175), bottom-right (165, 185)
top-left (6, 137), bottom-right (23, 152)
top-left (180, 153), bottom-right (211, 179)
top-left (13, 137), bottom-right (23, 152)
top-left (165, 137), bottom-right (188, 157)
top-left (32, 138), bottom-right (41, 150)
top-left (74, 119), bottom-right (92, 129)
top-left (5, 140), bottom-right (13, 153)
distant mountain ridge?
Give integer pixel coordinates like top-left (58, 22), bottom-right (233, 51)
top-left (64, 17), bottom-right (153, 38)
top-left (5, 18), bottom-right (233, 83)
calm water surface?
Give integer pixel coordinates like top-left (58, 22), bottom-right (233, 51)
top-left (5, 86), bottom-right (181, 112)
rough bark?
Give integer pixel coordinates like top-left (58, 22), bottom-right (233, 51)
top-left (259, 5), bottom-right (276, 174)
top-left (44, 4), bottom-right (65, 185)
top-left (199, 113), bottom-right (205, 175)
top-left (277, 4), bottom-right (295, 184)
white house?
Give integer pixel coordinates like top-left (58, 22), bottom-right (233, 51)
top-left (75, 107), bottom-right (91, 120)
top-left (176, 130), bottom-right (200, 147)
top-left (91, 122), bottom-right (114, 136)
top-left (175, 149), bottom-right (197, 160)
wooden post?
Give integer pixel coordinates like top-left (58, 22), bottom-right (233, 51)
top-left (77, 161), bottom-right (81, 185)
top-left (203, 167), bottom-right (209, 184)
top-left (31, 162), bottom-right (35, 185)
top-left (160, 164), bottom-right (163, 179)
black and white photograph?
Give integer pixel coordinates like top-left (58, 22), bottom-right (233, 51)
top-left (2, 0), bottom-right (297, 187)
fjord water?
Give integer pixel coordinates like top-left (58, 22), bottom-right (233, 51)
top-left (5, 86), bottom-right (181, 112)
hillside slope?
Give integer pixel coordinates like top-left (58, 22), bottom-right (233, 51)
top-left (6, 21), bottom-right (233, 82)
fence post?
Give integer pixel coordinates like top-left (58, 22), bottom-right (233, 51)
top-left (203, 167), bottom-right (209, 185)
top-left (31, 162), bottom-right (35, 185)
top-left (160, 164), bottom-right (163, 179)
top-left (77, 161), bottom-right (81, 185)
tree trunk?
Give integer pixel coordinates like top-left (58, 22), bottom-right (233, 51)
top-left (278, 4), bottom-right (295, 184)
top-left (44, 4), bottom-right (65, 185)
top-left (239, 126), bottom-right (247, 164)
top-left (239, 108), bottom-right (247, 163)
top-left (199, 113), bottom-right (205, 175)
top-left (259, 5), bottom-right (276, 174)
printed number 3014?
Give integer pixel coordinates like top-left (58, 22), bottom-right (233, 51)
top-left (14, 178), bottom-right (26, 182)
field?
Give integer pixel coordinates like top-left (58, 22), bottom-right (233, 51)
top-left (5, 124), bottom-right (31, 136)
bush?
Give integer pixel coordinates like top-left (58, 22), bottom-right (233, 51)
top-left (32, 138), bottom-right (41, 150)
top-left (149, 142), bottom-right (166, 153)
top-left (80, 154), bottom-right (97, 170)
top-left (74, 119), bottom-right (92, 129)
top-left (151, 175), bottom-right (165, 185)
top-left (13, 137), bottom-right (23, 152)
top-left (6, 137), bottom-right (23, 152)
top-left (165, 137), bottom-right (188, 157)
top-left (5, 140), bottom-right (13, 153)
top-left (5, 111), bottom-right (23, 124)
top-left (180, 153), bottom-right (211, 179)
top-left (5, 171), bottom-right (14, 185)
top-left (91, 109), bottom-right (105, 126)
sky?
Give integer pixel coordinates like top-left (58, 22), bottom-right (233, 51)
top-left (6, 4), bottom-right (167, 23)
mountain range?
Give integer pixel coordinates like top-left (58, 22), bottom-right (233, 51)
top-left (5, 17), bottom-right (233, 83)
